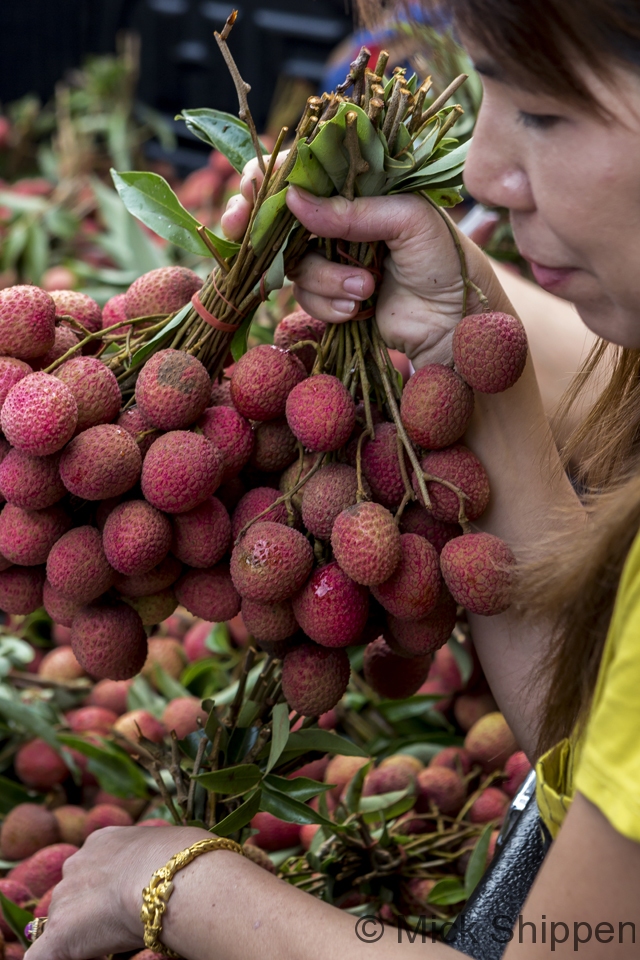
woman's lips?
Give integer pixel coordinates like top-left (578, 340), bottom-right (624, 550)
top-left (529, 260), bottom-right (578, 291)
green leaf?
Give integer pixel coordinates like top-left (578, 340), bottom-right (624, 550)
top-left (447, 636), bottom-right (474, 686)
top-left (249, 188), bottom-right (289, 254)
top-left (0, 690), bottom-right (61, 750)
top-left (235, 700), bottom-right (261, 728)
top-left (0, 774), bottom-right (40, 815)
top-left (128, 302), bottom-right (191, 371)
top-left (377, 695), bottom-right (445, 724)
top-left (215, 663), bottom-right (265, 706)
top-left (344, 759), bottom-right (373, 814)
top-left (287, 142), bottom-right (333, 197)
top-left (1, 219), bottom-right (29, 269)
top-left (57, 734), bottom-right (149, 798)
top-left (263, 774), bottom-right (332, 802)
top-left (194, 763), bottom-right (262, 795)
top-left (177, 109), bottom-right (267, 173)
top-left (308, 104), bottom-right (386, 197)
top-left (0, 191), bottom-right (47, 213)
top-left (205, 623), bottom-right (231, 655)
top-left (266, 702), bottom-right (290, 773)
top-left (230, 310), bottom-right (256, 362)
top-left (0, 892), bottom-right (34, 947)
top-left (260, 783), bottom-right (339, 829)
top-left (464, 823), bottom-right (493, 897)
top-left (151, 664), bottom-right (190, 701)
top-left (214, 788), bottom-right (262, 837)
top-left (111, 169), bottom-right (239, 259)
top-left (358, 787), bottom-right (412, 814)
top-left (427, 877), bottom-right (468, 906)
top-left (277, 729), bottom-right (369, 760)
top-left (425, 187), bottom-right (464, 208)
top-left (419, 139), bottom-right (470, 180)
top-left (91, 176), bottom-right (168, 274)
top-left (362, 794), bottom-right (415, 824)
top-left (23, 220), bottom-right (48, 284)
top-left (127, 674), bottom-right (166, 718)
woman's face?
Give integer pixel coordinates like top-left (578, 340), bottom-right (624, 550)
top-left (462, 41), bottom-right (640, 347)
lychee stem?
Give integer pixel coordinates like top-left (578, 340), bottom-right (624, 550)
top-left (355, 429), bottom-right (369, 503)
top-left (233, 454), bottom-right (327, 543)
top-left (214, 11), bottom-right (265, 176)
top-left (43, 314), bottom-right (167, 374)
top-left (351, 319), bottom-right (375, 439)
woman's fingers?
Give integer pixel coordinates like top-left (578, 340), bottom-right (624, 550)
top-left (287, 251), bottom-right (376, 322)
top-left (220, 193), bottom-right (253, 240)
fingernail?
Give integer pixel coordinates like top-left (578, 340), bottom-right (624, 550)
top-left (343, 276), bottom-right (364, 297)
top-left (331, 299), bottom-right (356, 316)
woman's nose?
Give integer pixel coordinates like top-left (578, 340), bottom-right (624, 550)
top-left (463, 104), bottom-right (535, 213)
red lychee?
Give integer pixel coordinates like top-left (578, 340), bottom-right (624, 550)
top-left (301, 464), bottom-right (362, 540)
top-left (101, 292), bottom-right (128, 330)
top-left (112, 709), bottom-right (166, 744)
top-left (175, 564), bottom-right (241, 621)
top-left (71, 601), bottom-right (147, 680)
top-left (8, 843), bottom-right (78, 898)
top-left (54, 356), bottom-right (121, 433)
top-left (125, 266), bottom-right (202, 318)
top-left (331, 502), bottom-right (401, 586)
top-left (183, 620), bottom-right (214, 662)
top-left (124, 588), bottom-right (177, 626)
top-left (0, 449), bottom-right (66, 510)
top-left (469, 786), bottom-right (510, 824)
top-left (14, 739), bottom-right (68, 790)
top-left (399, 503), bottom-right (461, 554)
top-left (87, 678), bottom-right (132, 715)
top-left (241, 598), bottom-right (298, 643)
top-left (52, 806), bottom-right (87, 847)
top-left (0, 566), bottom-right (46, 614)
top-left (502, 750), bottom-right (532, 798)
top-left (273, 310), bottom-right (326, 373)
top-left (114, 554), bottom-right (182, 598)
top-left (231, 487), bottom-right (288, 540)
top-left (250, 418), bottom-right (298, 473)
top-left (415, 445), bottom-right (490, 523)
top-left (387, 588), bottom-right (457, 656)
top-left (82, 803), bottom-right (133, 839)
top-left (248, 811), bottom-right (301, 851)
top-left (230, 521), bottom-right (313, 602)
top-left (116, 406), bottom-right (161, 457)
top-left (281, 642), bottom-right (351, 716)
top-left (198, 405), bottom-right (254, 480)
top-left (362, 763), bottom-right (417, 797)
top-left (32, 324), bottom-right (80, 370)
top-left (279, 453), bottom-right (319, 512)
top-left (1, 372), bottom-right (78, 455)
top-left (453, 311), bottom-right (528, 394)
top-left (363, 636), bottom-right (432, 699)
top-left (47, 526), bottom-right (116, 605)
top-left (66, 706), bottom-right (117, 734)
top-left (141, 431), bottom-right (223, 513)
top-left (230, 345), bottom-right (306, 421)
top-left (170, 496), bottom-right (230, 568)
top-left (286, 374), bottom-right (355, 452)
top-left (0, 357), bottom-right (32, 406)
top-left (135, 349), bottom-right (211, 430)
top-left (0, 286), bottom-right (55, 359)
top-left (360, 422), bottom-right (408, 510)
top-left (371, 534), bottom-right (441, 620)
top-left (401, 364), bottom-right (474, 450)
top-left (292, 562), bottom-right (369, 647)
top-left (209, 378), bottom-right (233, 407)
top-left (430, 746), bottom-right (472, 776)
top-left (103, 500), bottom-right (172, 576)
top-left (50, 290), bottom-right (102, 334)
top-left (0, 804), bottom-right (60, 861)
top-left (161, 697), bottom-right (208, 738)
top-left (60, 424), bottom-right (142, 500)
top-left (415, 766), bottom-right (466, 815)
top-left (38, 646), bottom-right (85, 681)
top-left (440, 533), bottom-right (515, 615)
top-left (464, 712), bottom-right (518, 772)
top-left (0, 503), bottom-right (71, 566)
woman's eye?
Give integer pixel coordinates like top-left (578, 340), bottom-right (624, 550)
top-left (518, 110), bottom-right (561, 130)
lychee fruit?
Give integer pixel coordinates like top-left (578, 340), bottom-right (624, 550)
top-left (32, 324), bottom-right (80, 370)
top-left (273, 309), bottom-right (326, 373)
top-left (331, 502), bottom-right (401, 586)
top-left (469, 786), bottom-right (510, 824)
top-left (371, 533), bottom-right (441, 620)
top-left (231, 487), bottom-right (288, 540)
top-left (301, 464), bottom-right (362, 540)
top-left (502, 750), bottom-right (532, 798)
top-left (124, 588), bottom-right (177, 626)
top-left (279, 453), bottom-right (318, 512)
top-left (14, 739), bottom-right (68, 790)
top-left (116, 405), bottom-right (160, 457)
top-left (34, 886), bottom-right (55, 918)
top-left (440, 533), bottom-right (515, 616)
top-left (55, 356), bottom-right (121, 433)
top-left (0, 804), bottom-right (60, 861)
top-left (286, 374), bottom-right (355, 451)
top-left (198, 405), bottom-right (253, 480)
top-left (0, 450), bottom-right (66, 510)
top-left (112, 709), bottom-right (166, 744)
top-left (60, 424), bottom-right (142, 500)
top-left (250, 418), bottom-right (298, 473)
top-left (247, 811), bottom-right (301, 851)
top-left (292, 562), bottom-right (369, 647)
top-left (464, 712), bottom-right (518, 772)
top-left (175, 564), bottom-right (241, 620)
top-left (282, 642), bottom-right (350, 717)
top-left (415, 445), bottom-right (490, 523)
top-left (47, 526), bottom-right (116, 605)
top-left (387, 588), bottom-right (457, 656)
top-left (103, 500), bottom-right (172, 576)
top-left (415, 766), bottom-right (466, 815)
top-left (230, 345), bottom-right (306, 421)
top-left (82, 803), bottom-right (133, 839)
top-left (1, 372), bottom-right (78, 455)
top-left (431, 643), bottom-right (466, 692)
top-left (209, 378), bottom-right (233, 407)
top-left (125, 266), bottom-right (202, 319)
top-left (66, 705), bottom-right (117, 734)
top-left (135, 349), bottom-right (210, 430)
top-left (70, 601), bottom-right (147, 680)
top-left (430, 746), bottom-right (472, 776)
top-left (0, 566), bottom-right (45, 614)
top-left (142, 636), bottom-right (186, 683)
top-left (114, 554), bottom-right (182, 598)
top-left (0, 357), bottom-right (32, 406)
top-left (241, 598), bottom-right (298, 643)
top-left (0, 286), bottom-right (55, 359)
top-left (230, 521), bottom-right (313, 602)
top-left (38, 646), bottom-right (85, 681)
top-left (87, 678), bottom-right (132, 715)
top-left (0, 879), bottom-right (32, 940)
top-left (161, 697), bottom-right (208, 738)
top-left (101, 292), bottom-right (128, 330)
top-left (183, 620), bottom-right (214, 661)
top-left (378, 754), bottom-right (424, 777)
top-left (401, 364), bottom-right (474, 449)
top-left (363, 636), bottom-right (432, 699)
top-left (50, 290), bottom-right (102, 334)
top-left (454, 692), bottom-right (498, 732)
top-left (453, 311), bottom-right (528, 393)
top-left (400, 503), bottom-right (461, 554)
top-left (360, 423), bottom-right (408, 510)
top-left (299, 823), bottom-right (320, 851)
top-left (52, 806), bottom-right (87, 847)
top-left (324, 755), bottom-right (369, 799)
top-left (362, 764), bottom-right (416, 797)
top-left (141, 431), bottom-right (223, 513)
top-left (9, 843), bottom-right (79, 898)
top-left (0, 503), bottom-right (71, 566)
top-left (170, 496), bottom-right (230, 568)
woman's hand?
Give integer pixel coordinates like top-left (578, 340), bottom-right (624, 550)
top-left (221, 157), bottom-right (511, 369)
top-left (24, 825), bottom-right (210, 960)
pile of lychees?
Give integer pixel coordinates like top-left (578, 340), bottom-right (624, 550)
top-left (0, 268), bottom-right (527, 720)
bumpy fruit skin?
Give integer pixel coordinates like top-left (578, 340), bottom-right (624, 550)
top-left (0, 286), bottom-right (56, 359)
top-left (240, 598), bottom-right (298, 643)
top-left (0, 450), bottom-right (66, 510)
top-left (469, 787), bottom-right (510, 825)
top-left (209, 378), bottom-right (233, 407)
top-left (371, 534), bottom-right (441, 620)
top-left (464, 712), bottom-right (518, 772)
top-left (415, 445), bottom-right (490, 523)
top-left (135, 349), bottom-right (211, 430)
top-left (387, 588), bottom-right (457, 656)
top-left (87, 678), bottom-right (132, 715)
top-left (50, 290), bottom-right (102, 334)
top-left (38, 646), bottom-right (85, 681)
top-left (1, 372), bottom-right (78, 455)
top-left (117, 406), bottom-right (160, 457)
top-left (55, 356), bottom-right (122, 433)
top-left (142, 637), bottom-right (186, 683)
top-left (102, 292), bottom-right (128, 330)
top-left (0, 503), bottom-right (71, 566)
top-left (71, 602), bottom-right (148, 680)
top-left (103, 500), bottom-right (172, 576)
top-left (440, 533), bottom-right (515, 615)
top-left (0, 566), bottom-right (45, 614)
top-left (230, 521), bottom-right (314, 602)
top-left (286, 374), bottom-right (356, 452)
top-left (331, 502), bottom-right (401, 586)
top-left (0, 357), bottom-right (32, 406)
top-left (170, 496), bottom-right (230, 568)
top-left (141, 431), bottom-right (223, 514)
top-left (33, 324), bottom-right (80, 370)
top-left (83, 803), bottom-right (133, 839)
top-left (279, 453), bottom-right (318, 512)
top-left (503, 750), bottom-right (532, 798)
top-left (292, 562), bottom-right (369, 647)
top-left (363, 636), bottom-right (432, 699)
top-left (231, 487), bottom-right (288, 540)
top-left (198, 406), bottom-right (254, 481)
top-left (60, 425), bottom-right (142, 500)
top-left (415, 767), bottom-right (466, 815)
top-left (273, 310), bottom-right (326, 373)
top-left (47, 526), bottom-right (116, 604)
top-left (400, 364), bottom-right (474, 450)
top-left (161, 697), bottom-right (208, 739)
top-left (248, 812), bottom-right (301, 852)
top-left (282, 642), bottom-right (351, 716)
top-left (125, 266), bottom-right (202, 319)
top-left (230, 345), bottom-right (306, 421)
top-left (430, 746), bottom-right (472, 776)
top-left (14, 738), bottom-right (68, 790)
top-left (115, 554), bottom-right (182, 598)
top-left (9, 843), bottom-right (79, 898)
top-left (453, 311), bottom-right (528, 394)
top-left (301, 464), bottom-right (360, 540)
top-left (0, 804), bottom-right (60, 861)
top-left (66, 705), bottom-right (117, 734)
top-left (250, 418), bottom-right (298, 472)
top-left (361, 423), bottom-right (407, 509)
top-left (362, 764), bottom-right (416, 798)
top-left (124, 588), bottom-right (178, 626)
top-left (42, 580), bottom-right (79, 626)
top-left (400, 503), bottom-right (461, 554)
top-left (175, 564), bottom-right (241, 621)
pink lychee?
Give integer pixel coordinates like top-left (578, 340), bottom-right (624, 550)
top-left (281, 642), bottom-right (351, 716)
top-left (125, 266), bottom-right (202, 319)
top-left (47, 526), bottom-right (116, 605)
top-left (230, 521), bottom-right (314, 602)
top-left (440, 533), bottom-right (515, 615)
top-left (414, 445), bottom-right (490, 523)
top-left (198, 405), bottom-right (254, 480)
top-left (250, 418), bottom-right (298, 472)
top-left (175, 564), bottom-right (241, 621)
top-left (452, 311), bottom-right (528, 394)
top-left (135, 349), bottom-right (211, 430)
top-left (1, 372), bottom-right (78, 455)
top-left (231, 487), bottom-right (288, 540)
top-left (240, 598), bottom-right (298, 643)
top-left (230, 345), bottom-right (306, 421)
top-left (0, 503), bottom-right (71, 566)
top-left (0, 566), bottom-right (46, 613)
top-left (371, 533), bottom-right (441, 620)
top-left (161, 697), bottom-right (208, 738)
top-left (273, 310), bottom-right (326, 373)
top-left (0, 449), bottom-right (66, 510)
top-left (141, 431), bottom-right (223, 514)
top-left (170, 496), bottom-right (230, 568)
top-left (114, 554), bottom-right (182, 598)
top-left (399, 503), bottom-right (461, 554)
top-left (0, 285), bottom-right (56, 359)
top-left (0, 356), bottom-right (32, 406)
top-left (363, 636), bottom-right (432, 699)
top-left (55, 356), bottom-right (121, 433)
top-left (331, 502), bottom-right (401, 586)
top-left (286, 374), bottom-right (355, 451)
top-left (102, 500), bottom-right (172, 576)
top-left (116, 406), bottom-right (161, 457)
top-left (464, 712), bottom-right (518, 772)
top-left (71, 601), bottom-right (148, 680)
top-left (361, 422), bottom-right (407, 509)
top-left (60, 424), bottom-right (142, 500)
top-left (292, 561), bottom-right (369, 647)
top-left (387, 588), bottom-right (457, 656)
top-left (400, 364), bottom-right (474, 449)
top-left (50, 290), bottom-right (102, 334)
top-left (300, 464), bottom-right (361, 540)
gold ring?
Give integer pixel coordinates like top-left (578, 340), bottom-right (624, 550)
top-left (25, 917), bottom-right (48, 942)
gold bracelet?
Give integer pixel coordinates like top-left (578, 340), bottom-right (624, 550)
top-left (140, 837), bottom-right (244, 958)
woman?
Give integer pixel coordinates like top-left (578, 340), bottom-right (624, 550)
top-left (25, 1), bottom-right (640, 957)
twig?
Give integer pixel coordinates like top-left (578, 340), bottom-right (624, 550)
top-left (419, 74), bottom-right (468, 125)
top-left (170, 732), bottom-right (189, 814)
top-left (341, 111), bottom-right (370, 202)
top-left (433, 105), bottom-right (465, 148)
top-left (336, 46), bottom-right (371, 96)
top-left (234, 454), bottom-right (326, 542)
top-left (186, 735), bottom-right (208, 821)
top-left (197, 224), bottom-right (230, 273)
top-left (228, 646), bottom-right (256, 729)
top-left (214, 12), bottom-right (265, 174)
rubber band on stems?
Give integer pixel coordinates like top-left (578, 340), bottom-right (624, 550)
top-left (191, 292), bottom-right (242, 333)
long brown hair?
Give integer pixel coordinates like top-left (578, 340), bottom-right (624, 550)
top-left (357, 0), bottom-right (640, 752)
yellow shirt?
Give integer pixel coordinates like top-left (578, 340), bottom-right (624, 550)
top-left (536, 528), bottom-right (640, 841)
